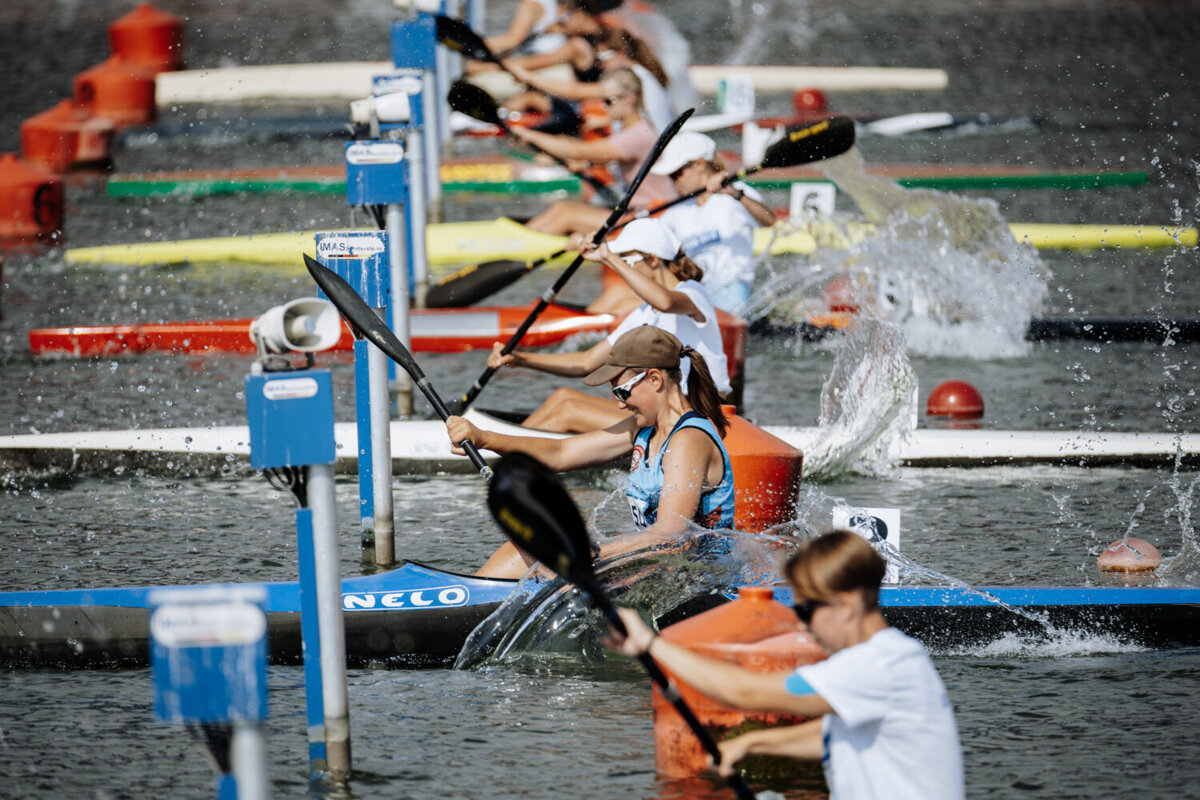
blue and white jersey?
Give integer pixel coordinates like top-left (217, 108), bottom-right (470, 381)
top-left (658, 188), bottom-right (762, 295)
top-left (625, 412), bottom-right (735, 530)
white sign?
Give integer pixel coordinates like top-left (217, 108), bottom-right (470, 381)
top-left (345, 141), bottom-right (405, 165)
top-left (263, 376), bottom-right (319, 401)
top-left (789, 181), bottom-right (837, 218)
top-left (316, 233), bottom-right (387, 259)
top-left (832, 505), bottom-right (901, 583)
top-left (372, 72), bottom-right (423, 97)
top-left (150, 601), bottom-right (267, 647)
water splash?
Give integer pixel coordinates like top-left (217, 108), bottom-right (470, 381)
top-left (453, 526), bottom-right (794, 669)
top-left (752, 148), bottom-right (1051, 360)
top-left (801, 317), bottom-right (917, 479)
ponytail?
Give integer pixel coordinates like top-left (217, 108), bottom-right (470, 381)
top-left (677, 347), bottom-right (728, 438)
top-left (667, 251), bottom-right (704, 283)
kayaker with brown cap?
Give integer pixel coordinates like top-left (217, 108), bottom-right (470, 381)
top-left (446, 325), bottom-right (735, 579)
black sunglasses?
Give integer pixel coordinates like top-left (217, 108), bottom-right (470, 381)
top-left (792, 598), bottom-right (826, 625)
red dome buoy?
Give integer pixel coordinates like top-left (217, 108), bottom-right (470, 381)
top-left (822, 274), bottom-right (861, 313)
top-left (926, 380), bottom-right (984, 419)
top-left (108, 2), bottom-right (185, 74)
top-left (0, 153), bottom-right (64, 247)
top-left (653, 587), bottom-right (826, 778)
top-left (74, 55), bottom-right (157, 127)
top-left (20, 101), bottom-right (115, 174)
top-left (722, 405), bottom-right (803, 533)
top-left (792, 87), bottom-right (828, 115)
top-left (1098, 538), bottom-right (1162, 572)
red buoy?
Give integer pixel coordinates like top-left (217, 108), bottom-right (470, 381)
top-left (74, 55), bottom-right (157, 127)
top-left (108, 3), bottom-right (185, 73)
top-left (722, 405), bottom-right (804, 533)
top-left (926, 380), bottom-right (984, 419)
top-left (20, 101), bottom-right (115, 174)
top-left (654, 587), bottom-right (826, 778)
top-left (0, 153), bottom-right (64, 246)
top-left (792, 87), bottom-right (828, 115)
top-left (1098, 538), bottom-right (1162, 572)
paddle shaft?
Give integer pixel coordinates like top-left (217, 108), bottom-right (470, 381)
top-left (302, 255), bottom-right (493, 477)
top-left (598, 598), bottom-right (757, 800)
top-left (447, 108), bottom-right (694, 414)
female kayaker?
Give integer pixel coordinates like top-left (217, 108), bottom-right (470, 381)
top-left (606, 530), bottom-right (965, 800)
top-left (487, 217), bottom-right (730, 433)
top-left (502, 26), bottom-right (675, 132)
top-left (514, 68), bottom-right (677, 235)
top-left (446, 325), bottom-right (734, 579)
top-left (653, 131), bottom-right (775, 310)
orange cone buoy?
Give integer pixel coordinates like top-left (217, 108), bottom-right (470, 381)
top-left (108, 3), bottom-right (185, 74)
top-left (20, 101), bottom-right (115, 174)
top-left (792, 87), bottom-right (828, 115)
top-left (653, 587), bottom-right (826, 778)
top-left (926, 380), bottom-right (984, 419)
top-left (74, 55), bottom-right (157, 127)
top-left (0, 153), bottom-right (64, 246)
top-left (722, 406), bottom-right (803, 533)
top-left (1098, 538), bottom-right (1162, 572)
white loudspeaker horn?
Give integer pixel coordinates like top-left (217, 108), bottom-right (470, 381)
top-left (249, 299), bottom-right (343, 354)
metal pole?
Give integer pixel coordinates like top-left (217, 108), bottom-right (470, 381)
top-left (386, 202), bottom-right (415, 417)
top-left (231, 722), bottom-right (269, 800)
top-left (353, 340), bottom-right (375, 547)
top-left (406, 126), bottom-right (430, 308)
top-left (367, 309), bottom-right (395, 566)
top-left (306, 462), bottom-right (351, 778)
top-left (419, 70), bottom-right (442, 222)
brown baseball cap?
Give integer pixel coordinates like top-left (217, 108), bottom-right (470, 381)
top-left (582, 325), bottom-right (686, 386)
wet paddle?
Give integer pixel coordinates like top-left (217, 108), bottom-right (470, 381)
top-left (446, 106), bottom-right (694, 415)
top-left (428, 116), bottom-right (856, 308)
top-left (447, 79), bottom-right (620, 206)
top-left (302, 253), bottom-right (493, 478)
top-left (487, 452), bottom-right (758, 800)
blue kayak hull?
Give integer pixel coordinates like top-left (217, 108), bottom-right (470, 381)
top-left (3, 568), bottom-right (1198, 668)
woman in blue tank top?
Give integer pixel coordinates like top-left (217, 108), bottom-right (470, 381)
top-left (447, 325), bottom-right (735, 579)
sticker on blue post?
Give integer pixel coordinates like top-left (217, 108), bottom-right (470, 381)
top-left (149, 587), bottom-right (269, 724)
top-left (315, 230), bottom-right (390, 308)
top-left (391, 15), bottom-right (437, 70)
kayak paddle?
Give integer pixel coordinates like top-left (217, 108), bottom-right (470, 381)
top-left (302, 253), bottom-right (493, 478)
top-left (487, 452), bottom-right (758, 800)
top-left (446, 105), bottom-right (695, 415)
top-left (446, 79), bottom-right (620, 206)
top-left (428, 115), bottom-right (856, 308)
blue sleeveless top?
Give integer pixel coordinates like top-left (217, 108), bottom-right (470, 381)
top-left (625, 412), bottom-right (736, 530)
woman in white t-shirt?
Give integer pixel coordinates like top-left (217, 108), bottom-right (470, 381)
top-left (607, 530), bottom-right (965, 800)
top-left (653, 131), bottom-right (776, 311)
top-left (486, 218), bottom-right (730, 433)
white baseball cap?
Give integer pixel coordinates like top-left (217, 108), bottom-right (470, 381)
top-left (650, 131), bottom-right (717, 176)
top-left (608, 218), bottom-right (681, 260)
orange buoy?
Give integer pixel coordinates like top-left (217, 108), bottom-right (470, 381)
top-left (792, 87), bottom-right (828, 115)
top-left (108, 3), bottom-right (185, 74)
top-left (74, 55), bottom-right (157, 127)
top-left (20, 101), bottom-right (115, 174)
top-left (654, 586), bottom-right (825, 778)
top-left (722, 405), bottom-right (803, 533)
top-left (926, 380), bottom-right (984, 419)
top-left (1098, 538), bottom-right (1162, 572)
top-left (0, 153), bottom-right (64, 246)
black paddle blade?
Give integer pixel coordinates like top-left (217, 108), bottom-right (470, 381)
top-left (303, 254), bottom-right (424, 377)
top-left (434, 15), bottom-right (499, 64)
top-left (425, 258), bottom-right (532, 308)
top-left (487, 452), bottom-right (600, 592)
top-left (759, 116), bottom-right (856, 171)
top-left (448, 79), bottom-right (503, 126)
